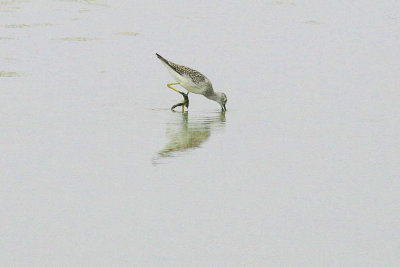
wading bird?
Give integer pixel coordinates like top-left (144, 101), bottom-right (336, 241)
top-left (156, 53), bottom-right (227, 112)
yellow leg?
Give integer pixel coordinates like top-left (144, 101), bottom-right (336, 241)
top-left (167, 82), bottom-right (182, 94)
top-left (167, 82), bottom-right (188, 113)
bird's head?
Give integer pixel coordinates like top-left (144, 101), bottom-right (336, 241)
top-left (216, 92), bottom-right (227, 111)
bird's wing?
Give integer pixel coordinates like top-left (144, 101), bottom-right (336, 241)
top-left (156, 53), bottom-right (207, 84)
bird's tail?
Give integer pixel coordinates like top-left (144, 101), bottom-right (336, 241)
top-left (156, 53), bottom-right (169, 64)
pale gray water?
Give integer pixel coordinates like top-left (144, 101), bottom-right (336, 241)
top-left (1, 0), bottom-right (400, 266)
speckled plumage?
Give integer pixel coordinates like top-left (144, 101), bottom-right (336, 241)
top-left (156, 53), bottom-right (227, 111)
top-left (156, 53), bottom-right (207, 85)
top-left (165, 61), bottom-right (206, 84)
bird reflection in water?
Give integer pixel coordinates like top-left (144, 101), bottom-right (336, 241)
top-left (153, 111), bottom-right (226, 165)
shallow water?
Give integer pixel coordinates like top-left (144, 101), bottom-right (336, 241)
top-left (1, 0), bottom-right (400, 266)
top-left (152, 111), bottom-right (226, 165)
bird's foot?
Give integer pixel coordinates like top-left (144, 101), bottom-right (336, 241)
top-left (171, 92), bottom-right (189, 113)
top-left (167, 82), bottom-right (189, 112)
top-left (171, 102), bottom-right (183, 112)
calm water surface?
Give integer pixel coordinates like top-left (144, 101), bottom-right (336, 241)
top-left (1, 0), bottom-right (399, 266)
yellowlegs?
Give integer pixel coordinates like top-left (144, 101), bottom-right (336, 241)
top-left (156, 53), bottom-right (227, 112)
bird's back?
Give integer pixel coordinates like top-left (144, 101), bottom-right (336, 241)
top-left (156, 53), bottom-right (213, 95)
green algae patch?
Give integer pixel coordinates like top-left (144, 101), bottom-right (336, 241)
top-left (0, 71), bottom-right (23, 77)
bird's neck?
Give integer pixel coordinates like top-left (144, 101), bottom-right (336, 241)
top-left (206, 91), bottom-right (220, 102)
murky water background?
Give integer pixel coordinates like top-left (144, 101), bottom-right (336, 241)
top-left (1, 0), bottom-right (400, 265)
